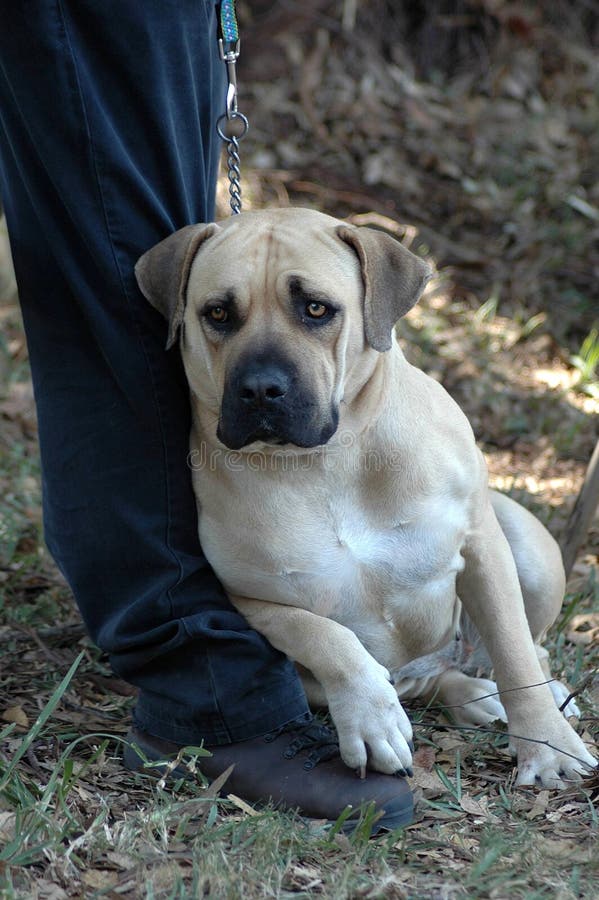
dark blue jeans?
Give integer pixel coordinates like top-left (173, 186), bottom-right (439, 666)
top-left (0, 1), bottom-right (309, 744)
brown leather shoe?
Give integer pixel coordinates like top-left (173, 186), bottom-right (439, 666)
top-left (123, 720), bottom-right (413, 831)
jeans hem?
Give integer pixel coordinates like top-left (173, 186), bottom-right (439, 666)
top-left (134, 687), bottom-right (312, 746)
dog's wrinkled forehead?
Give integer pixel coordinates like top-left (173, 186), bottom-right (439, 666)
top-left (188, 210), bottom-right (360, 300)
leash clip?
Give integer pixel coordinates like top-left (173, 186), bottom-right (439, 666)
top-left (219, 37), bottom-right (240, 62)
top-left (218, 38), bottom-right (240, 118)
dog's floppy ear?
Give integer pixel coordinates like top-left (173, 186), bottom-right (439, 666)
top-left (135, 223), bottom-right (220, 349)
top-left (336, 224), bottom-right (432, 352)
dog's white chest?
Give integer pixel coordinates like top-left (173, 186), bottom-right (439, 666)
top-left (198, 469), bottom-right (468, 666)
top-left (320, 496), bottom-right (465, 582)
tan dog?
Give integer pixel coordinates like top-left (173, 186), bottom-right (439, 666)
top-left (136, 208), bottom-right (596, 788)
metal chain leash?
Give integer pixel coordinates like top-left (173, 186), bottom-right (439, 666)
top-left (216, 0), bottom-right (249, 215)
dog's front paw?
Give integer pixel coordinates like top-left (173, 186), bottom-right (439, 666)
top-left (511, 712), bottom-right (596, 789)
top-left (327, 660), bottom-right (413, 776)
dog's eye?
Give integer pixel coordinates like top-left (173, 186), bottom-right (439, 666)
top-left (305, 301), bottom-right (329, 319)
top-left (207, 306), bottom-right (229, 324)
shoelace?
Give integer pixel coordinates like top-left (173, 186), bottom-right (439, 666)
top-left (264, 719), bottom-right (340, 770)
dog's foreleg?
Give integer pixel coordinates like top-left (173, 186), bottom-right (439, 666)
top-left (457, 497), bottom-right (596, 787)
top-left (491, 491), bottom-right (580, 717)
top-left (229, 595), bottom-right (413, 776)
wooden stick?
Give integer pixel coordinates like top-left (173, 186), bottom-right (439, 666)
top-left (0, 621), bottom-right (85, 645)
top-left (561, 438), bottom-right (599, 578)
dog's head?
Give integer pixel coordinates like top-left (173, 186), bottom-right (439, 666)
top-left (135, 209), bottom-right (431, 450)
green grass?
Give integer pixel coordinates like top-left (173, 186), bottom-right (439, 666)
top-left (571, 328), bottom-right (599, 399)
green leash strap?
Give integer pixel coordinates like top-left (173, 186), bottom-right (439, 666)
top-left (219, 0), bottom-right (239, 50)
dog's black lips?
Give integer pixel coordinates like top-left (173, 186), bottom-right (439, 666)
top-left (217, 409), bottom-right (338, 450)
top-left (248, 420), bottom-right (287, 446)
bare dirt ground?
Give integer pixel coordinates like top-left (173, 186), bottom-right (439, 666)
top-left (1, 2), bottom-right (598, 897)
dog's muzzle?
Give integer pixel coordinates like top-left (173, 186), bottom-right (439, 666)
top-left (217, 351), bottom-right (338, 450)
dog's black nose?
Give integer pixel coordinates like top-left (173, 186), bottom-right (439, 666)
top-left (239, 368), bottom-right (290, 406)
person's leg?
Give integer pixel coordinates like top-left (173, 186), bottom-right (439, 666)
top-left (0, 0), bottom-right (309, 743)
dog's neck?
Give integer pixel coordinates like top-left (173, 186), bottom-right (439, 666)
top-left (336, 340), bottom-right (407, 440)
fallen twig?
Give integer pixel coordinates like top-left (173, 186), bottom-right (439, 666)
top-left (0, 621), bottom-right (86, 645)
top-left (559, 669), bottom-right (598, 714)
